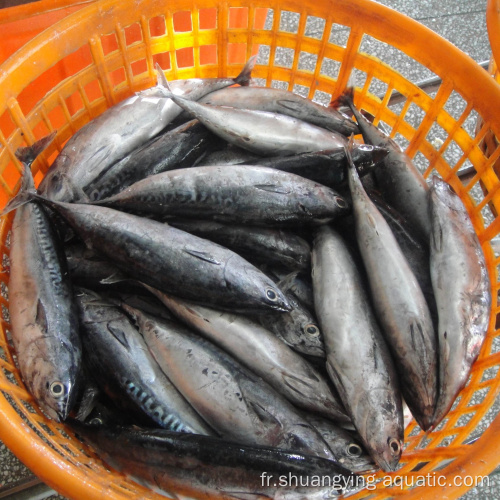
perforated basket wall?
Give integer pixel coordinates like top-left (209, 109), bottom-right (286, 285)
top-left (1, 0), bottom-right (500, 498)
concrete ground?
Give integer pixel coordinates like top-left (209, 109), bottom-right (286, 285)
top-left (0, 0), bottom-right (496, 498)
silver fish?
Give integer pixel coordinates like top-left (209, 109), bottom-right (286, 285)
top-left (335, 88), bottom-right (431, 240)
top-left (143, 292), bottom-right (348, 422)
top-left (38, 57), bottom-right (256, 202)
top-left (312, 225), bottom-right (404, 472)
top-left (429, 176), bottom-right (491, 427)
top-left (345, 138), bottom-right (437, 431)
top-left (129, 304), bottom-right (336, 460)
top-left (7, 136), bottom-right (81, 421)
top-left (94, 165), bottom-right (350, 226)
top-left (199, 85), bottom-right (359, 136)
top-left (24, 196), bottom-right (291, 314)
top-left (75, 288), bottom-right (214, 434)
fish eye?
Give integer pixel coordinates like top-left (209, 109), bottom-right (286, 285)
top-left (89, 417), bottom-right (103, 426)
top-left (49, 381), bottom-right (66, 398)
top-left (335, 196), bottom-right (348, 209)
top-left (266, 288), bottom-right (278, 302)
top-left (346, 443), bottom-right (362, 457)
top-left (388, 437), bottom-right (401, 456)
top-left (304, 323), bottom-right (320, 337)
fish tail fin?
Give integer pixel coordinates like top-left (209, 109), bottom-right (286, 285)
top-left (234, 55), bottom-right (257, 87)
top-left (15, 131), bottom-right (57, 167)
top-left (154, 63), bottom-right (175, 98)
top-left (329, 87), bottom-right (356, 111)
top-left (1, 166), bottom-right (39, 217)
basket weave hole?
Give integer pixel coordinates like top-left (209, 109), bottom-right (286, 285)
top-left (274, 46), bottom-right (294, 68)
top-left (152, 53), bottom-right (171, 71)
top-left (279, 10), bottom-right (300, 34)
top-left (441, 140), bottom-right (463, 168)
top-left (271, 80), bottom-right (289, 91)
top-left (467, 385), bottom-right (489, 406)
top-left (0, 110), bottom-right (16, 139)
top-left (124, 22), bottom-right (143, 44)
top-left (227, 43), bottom-right (247, 64)
top-left (173, 11), bottom-right (192, 33)
top-left (176, 47), bottom-right (194, 68)
top-left (109, 67), bottom-right (127, 88)
top-left (312, 89), bottom-right (331, 106)
top-left (292, 84), bottom-right (309, 98)
top-left (47, 106), bottom-right (67, 131)
top-left (368, 77), bottom-right (389, 101)
top-left (349, 68), bottom-right (367, 89)
top-left (320, 57), bottom-right (340, 79)
top-left (328, 23), bottom-right (350, 48)
top-left (462, 108), bottom-right (480, 137)
top-left (84, 80), bottom-right (104, 104)
top-left (413, 151), bottom-right (431, 176)
top-left (425, 122), bottom-right (449, 153)
top-left (228, 7), bottom-right (248, 29)
top-left (393, 132), bottom-right (410, 152)
top-left (149, 15), bottom-right (166, 37)
top-left (131, 59), bottom-right (148, 77)
top-left (256, 45), bottom-right (270, 65)
top-left (199, 8), bottom-right (217, 30)
top-left (64, 92), bottom-right (85, 118)
top-left (199, 45), bottom-right (217, 65)
top-left (403, 102), bottom-right (426, 131)
top-left (443, 90), bottom-right (469, 121)
top-left (455, 411), bottom-right (475, 429)
top-left (304, 16), bottom-right (325, 40)
top-left (101, 32), bottom-right (119, 56)
top-left (481, 202), bottom-right (496, 228)
top-left (298, 51), bottom-right (317, 72)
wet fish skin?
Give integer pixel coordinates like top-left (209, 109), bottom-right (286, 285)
top-left (169, 219), bottom-right (311, 271)
top-left (245, 145), bottom-right (389, 188)
top-left (143, 293), bottom-right (347, 422)
top-left (70, 422), bottom-right (357, 500)
top-left (267, 268), bottom-right (316, 313)
top-left (85, 119), bottom-right (221, 201)
top-left (430, 177), bottom-right (491, 426)
top-left (345, 139), bottom-right (437, 432)
top-left (32, 198), bottom-right (291, 313)
top-left (199, 85), bottom-right (360, 136)
top-left (198, 144), bottom-right (262, 166)
top-left (128, 302), bottom-right (336, 460)
top-left (162, 89), bottom-right (348, 156)
top-left (75, 288), bottom-right (214, 434)
top-left (312, 225), bottom-right (404, 472)
top-left (334, 89), bottom-right (431, 240)
top-left (38, 57), bottom-right (256, 202)
top-left (94, 165), bottom-right (350, 227)
top-left (8, 141), bottom-right (81, 421)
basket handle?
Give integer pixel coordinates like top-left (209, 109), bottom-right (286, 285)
top-left (487, 0), bottom-right (500, 69)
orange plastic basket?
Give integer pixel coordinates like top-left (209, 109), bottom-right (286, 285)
top-left (1, 0), bottom-right (500, 498)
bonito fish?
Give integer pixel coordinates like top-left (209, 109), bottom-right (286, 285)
top-left (429, 177), bottom-right (491, 426)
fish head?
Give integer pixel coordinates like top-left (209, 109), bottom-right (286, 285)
top-left (38, 166), bottom-right (82, 203)
top-left (429, 176), bottom-right (464, 213)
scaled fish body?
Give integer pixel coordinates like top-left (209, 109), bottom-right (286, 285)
top-left (29, 198), bottom-right (291, 313)
top-left (199, 85), bottom-right (359, 136)
top-left (144, 293), bottom-right (347, 422)
top-left (94, 165), bottom-right (350, 226)
top-left (39, 58), bottom-right (255, 202)
top-left (346, 141), bottom-right (437, 431)
top-left (129, 304), bottom-right (335, 460)
top-left (8, 137), bottom-right (81, 421)
top-left (71, 422), bottom-right (357, 500)
top-left (430, 177), bottom-right (491, 426)
top-left (312, 225), bottom-right (404, 471)
top-left (75, 288), bottom-right (213, 434)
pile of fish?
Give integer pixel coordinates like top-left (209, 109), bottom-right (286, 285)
top-left (3, 55), bottom-right (491, 498)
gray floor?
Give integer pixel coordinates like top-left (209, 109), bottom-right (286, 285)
top-left (0, 0), bottom-right (496, 499)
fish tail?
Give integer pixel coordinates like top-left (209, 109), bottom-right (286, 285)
top-left (15, 131), bottom-right (57, 167)
top-left (234, 55), bottom-right (257, 87)
top-left (1, 165), bottom-right (38, 216)
top-left (329, 87), bottom-right (356, 111)
top-left (154, 63), bottom-right (173, 98)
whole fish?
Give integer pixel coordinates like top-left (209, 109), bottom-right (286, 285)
top-left (305, 415), bottom-right (376, 473)
top-left (312, 225), bottom-right (404, 471)
top-left (129, 303), bottom-right (336, 460)
top-left (70, 422), bottom-right (358, 500)
top-left (199, 85), bottom-right (359, 136)
top-left (75, 288), bottom-right (214, 434)
top-left (85, 119), bottom-right (221, 201)
top-left (345, 138), bottom-right (437, 431)
top-left (94, 165), bottom-right (350, 226)
top-left (429, 177), bottom-right (491, 426)
top-left (38, 57), bottom-right (256, 202)
top-left (142, 293), bottom-right (347, 422)
top-left (245, 145), bottom-right (389, 188)
top-left (14, 192), bottom-right (291, 313)
top-left (159, 78), bottom-right (347, 156)
top-left (334, 88), bottom-right (431, 240)
top-left (6, 136), bottom-right (81, 421)
top-left (169, 219), bottom-right (311, 270)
